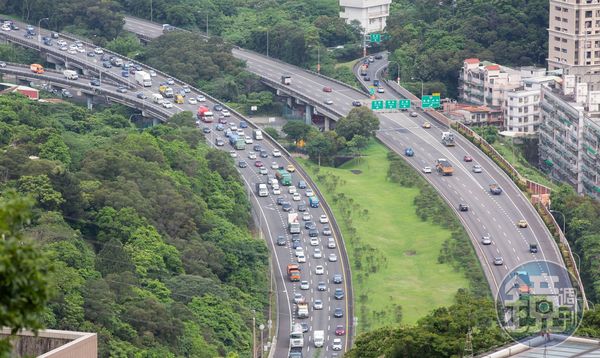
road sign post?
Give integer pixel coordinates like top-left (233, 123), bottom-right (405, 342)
top-left (384, 99), bottom-right (398, 109)
top-left (369, 33), bottom-right (381, 43)
top-left (371, 100), bottom-right (384, 110)
top-left (421, 95), bottom-right (441, 109)
top-left (399, 99), bottom-right (411, 109)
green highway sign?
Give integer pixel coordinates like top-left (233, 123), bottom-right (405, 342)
top-left (385, 100), bottom-right (398, 109)
top-left (370, 33), bottom-right (381, 43)
top-left (371, 100), bottom-right (384, 110)
top-left (421, 95), bottom-right (441, 109)
top-left (369, 88), bottom-right (375, 95)
top-left (399, 99), bottom-right (411, 109)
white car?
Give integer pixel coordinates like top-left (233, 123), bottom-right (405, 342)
top-left (182, 85), bottom-right (191, 93)
top-left (332, 338), bottom-right (342, 351)
top-left (313, 248), bottom-right (322, 259)
top-left (248, 152), bottom-right (257, 159)
top-left (294, 293), bottom-right (304, 304)
top-left (188, 98), bottom-right (197, 104)
top-left (328, 253), bottom-right (338, 262)
top-left (76, 46), bottom-right (85, 53)
top-left (162, 102), bottom-right (173, 108)
top-left (196, 95), bottom-right (206, 102)
top-left (69, 44), bottom-right (78, 51)
top-left (328, 237), bottom-right (336, 249)
top-left (313, 299), bottom-right (323, 310)
top-left (271, 162), bottom-right (279, 169)
top-left (295, 247), bottom-right (304, 257)
top-left (222, 109), bottom-right (231, 117)
top-left (319, 214), bottom-right (329, 224)
top-left (245, 136), bottom-right (253, 144)
top-left (259, 167), bottom-right (268, 175)
top-left (288, 186), bottom-right (297, 194)
top-left (236, 129), bottom-right (244, 136)
top-left (297, 253), bottom-right (306, 263)
top-left (305, 189), bottom-right (314, 197)
top-left (149, 70), bottom-right (157, 77)
top-left (67, 48), bottom-right (77, 54)
top-left (300, 281), bottom-right (309, 290)
top-left (273, 187), bottom-right (281, 195)
top-left (273, 149), bottom-right (282, 157)
top-left (1, 24), bottom-right (11, 31)
top-left (302, 212), bottom-right (311, 221)
top-left (57, 40), bottom-right (67, 46)
top-left (94, 47), bottom-right (103, 54)
top-left (315, 265), bottom-right (324, 275)
top-left (59, 45), bottom-right (68, 51)
top-left (292, 193), bottom-right (301, 201)
top-left (229, 150), bottom-right (237, 158)
top-left (423, 166), bottom-right (432, 174)
top-left (230, 125), bottom-right (238, 131)
top-left (310, 237), bottom-right (319, 246)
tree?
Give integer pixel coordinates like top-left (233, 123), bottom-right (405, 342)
top-left (0, 191), bottom-right (52, 355)
top-left (17, 175), bottom-right (65, 211)
top-left (282, 121), bottom-right (313, 142)
top-left (306, 131), bottom-right (336, 165)
top-left (263, 127), bottom-right (279, 140)
top-left (39, 134), bottom-right (71, 166)
top-left (335, 107), bottom-right (380, 141)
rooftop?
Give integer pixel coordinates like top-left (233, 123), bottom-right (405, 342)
top-left (477, 335), bottom-right (600, 358)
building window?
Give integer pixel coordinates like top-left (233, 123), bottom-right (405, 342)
top-left (586, 11), bottom-right (593, 18)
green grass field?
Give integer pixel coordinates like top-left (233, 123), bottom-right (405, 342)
top-left (299, 142), bottom-right (469, 330)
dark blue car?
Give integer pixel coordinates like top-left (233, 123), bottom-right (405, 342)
top-left (404, 148), bottom-right (414, 157)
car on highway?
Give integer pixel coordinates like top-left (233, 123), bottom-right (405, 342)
top-left (322, 225), bottom-right (332, 236)
top-left (473, 164), bottom-right (483, 173)
top-left (334, 288), bottom-right (344, 300)
top-left (301, 323), bottom-right (309, 333)
top-left (162, 101), bottom-right (173, 108)
top-left (102, 61), bottom-right (112, 68)
top-left (313, 248), bottom-right (322, 259)
top-left (324, 98), bottom-right (333, 105)
top-left (323, 86), bottom-right (333, 92)
top-left (166, 78), bottom-right (175, 85)
top-left (273, 149), bottom-right (282, 157)
top-left (286, 164), bottom-right (296, 172)
top-left (493, 257), bottom-right (504, 266)
top-left (305, 221), bottom-right (316, 230)
top-left (136, 92), bottom-right (147, 99)
top-left (368, 56), bottom-right (374, 62)
top-left (481, 234), bottom-right (492, 245)
top-left (213, 104), bottom-right (223, 111)
top-left (254, 160), bottom-right (264, 168)
top-left (239, 121), bottom-right (248, 128)
top-left (334, 308), bottom-right (344, 318)
top-left (94, 47), bottom-right (103, 54)
top-left (202, 127), bottom-right (211, 134)
top-left (196, 94), bottom-right (206, 102)
top-left (300, 281), bottom-right (309, 290)
top-left (293, 293), bottom-right (304, 304)
top-left (405, 147), bottom-right (414, 157)
top-left (0, 61), bottom-right (5, 68)
top-left (313, 299), bottom-right (323, 310)
top-left (464, 155), bottom-right (473, 162)
top-left (317, 282), bottom-right (326, 291)
top-left (308, 228), bottom-right (318, 237)
top-left (273, 187), bottom-right (281, 195)
top-left (297, 253), bottom-right (306, 263)
top-left (315, 265), bottom-right (324, 275)
top-left (328, 237), bottom-right (336, 249)
top-left (282, 203), bottom-right (292, 212)
top-left (229, 150), bottom-right (237, 158)
top-left (188, 97), bottom-right (197, 104)
top-left (458, 203), bottom-right (469, 211)
top-left (422, 121), bottom-right (431, 129)
top-left (288, 186), bottom-right (297, 194)
top-left (260, 151), bottom-right (269, 158)
top-left (247, 152), bottom-right (256, 159)
top-left (352, 101), bottom-right (362, 107)
top-left (489, 184), bottom-right (503, 195)
top-left (305, 188), bottom-right (314, 197)
top-left (298, 180), bottom-right (307, 189)
top-left (423, 166), bottom-right (432, 174)
top-left (259, 167), bottom-right (268, 175)
top-left (332, 338), bottom-right (342, 351)
top-left (222, 109), bottom-right (231, 117)
top-left (517, 220), bottom-right (528, 228)
top-left (529, 243), bottom-right (538, 253)
top-left (276, 196), bottom-right (285, 205)
top-left (215, 138), bottom-right (224, 146)
top-left (333, 274), bottom-right (343, 284)
top-left (363, 75), bottom-right (370, 81)
top-left (295, 247), bottom-right (304, 256)
top-left (297, 203), bottom-right (307, 212)
top-left (116, 86), bottom-right (127, 93)
top-left (270, 161), bottom-right (279, 169)
top-left (329, 253), bottom-right (338, 262)
top-left (302, 212), bottom-right (311, 221)
top-left (90, 78), bottom-right (101, 86)
top-left (410, 111), bottom-right (418, 117)
top-left (335, 325), bottom-right (346, 336)
top-left (319, 214), bottom-right (329, 224)
top-left (292, 240), bottom-right (301, 249)
top-left (182, 85), bottom-right (190, 93)
top-left (149, 70), bottom-right (157, 77)
top-left (377, 87), bottom-right (385, 93)
top-left (310, 237), bottom-right (319, 246)
top-left (86, 51), bottom-right (95, 57)
top-left (244, 136), bottom-right (253, 144)
top-left (216, 124), bottom-right (224, 131)
top-left (238, 160), bottom-right (247, 168)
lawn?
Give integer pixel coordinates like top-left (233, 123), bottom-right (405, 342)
top-left (299, 142), bottom-right (469, 331)
top-left (335, 58), bottom-right (359, 70)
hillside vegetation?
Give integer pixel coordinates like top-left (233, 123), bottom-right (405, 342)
top-left (0, 94), bottom-right (268, 357)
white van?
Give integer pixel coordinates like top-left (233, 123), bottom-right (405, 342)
top-left (63, 70), bottom-right (78, 80)
top-left (152, 93), bottom-right (163, 104)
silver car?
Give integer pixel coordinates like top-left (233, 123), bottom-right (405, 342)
top-left (473, 164), bottom-right (483, 173)
top-left (481, 234), bottom-right (492, 245)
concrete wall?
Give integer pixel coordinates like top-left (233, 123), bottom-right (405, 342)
top-left (0, 328), bottom-right (97, 358)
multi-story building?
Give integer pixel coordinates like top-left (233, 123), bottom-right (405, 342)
top-left (459, 58), bottom-right (523, 108)
top-left (548, 0), bottom-right (600, 76)
top-left (539, 79), bottom-right (600, 198)
top-left (339, 0), bottom-right (391, 34)
top-left (504, 76), bottom-right (558, 134)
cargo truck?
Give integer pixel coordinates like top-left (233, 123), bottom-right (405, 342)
top-left (276, 169), bottom-right (292, 186)
top-left (441, 132), bottom-right (455, 146)
top-left (297, 303), bottom-right (309, 318)
top-left (288, 213), bottom-right (300, 234)
top-left (256, 183), bottom-right (268, 197)
top-left (174, 94), bottom-right (184, 104)
top-left (435, 158), bottom-right (454, 176)
top-left (281, 74), bottom-right (292, 85)
top-left (309, 196), bottom-right (319, 208)
top-left (197, 106), bottom-right (214, 123)
top-left (152, 93), bottom-right (163, 104)
top-left (287, 264), bottom-right (301, 282)
top-left (159, 85), bottom-right (174, 98)
top-left (30, 64), bottom-right (44, 74)
top-left (290, 323), bottom-right (304, 349)
top-left (253, 129), bottom-right (263, 140)
top-left (313, 330), bottom-right (324, 348)
top-left (134, 70), bottom-right (152, 87)
top-left (63, 70), bottom-right (78, 80)
top-left (229, 134), bottom-right (246, 150)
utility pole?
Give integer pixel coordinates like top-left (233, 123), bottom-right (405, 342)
top-left (252, 310), bottom-right (256, 358)
top-left (464, 328), bottom-right (473, 358)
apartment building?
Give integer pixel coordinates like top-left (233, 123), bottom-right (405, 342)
top-left (459, 58), bottom-right (522, 108)
top-left (548, 0), bottom-right (600, 76)
top-left (339, 0), bottom-right (391, 33)
top-left (539, 79), bottom-right (600, 198)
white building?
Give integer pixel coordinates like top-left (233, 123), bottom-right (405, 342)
top-left (339, 0), bottom-right (391, 34)
top-left (504, 77), bottom-right (557, 134)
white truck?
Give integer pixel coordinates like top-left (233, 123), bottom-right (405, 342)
top-left (256, 183), bottom-right (268, 197)
top-left (313, 330), bottom-right (324, 348)
top-left (135, 71), bottom-right (152, 87)
top-left (62, 70), bottom-right (78, 80)
top-left (441, 132), bottom-right (455, 146)
top-left (152, 93), bottom-right (163, 104)
top-left (253, 129), bottom-right (263, 140)
top-left (288, 213), bottom-right (300, 234)
top-left (297, 303), bottom-right (309, 318)
top-left (290, 323), bottom-right (304, 348)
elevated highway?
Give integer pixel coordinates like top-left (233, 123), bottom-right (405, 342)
top-left (0, 24), bottom-right (353, 358)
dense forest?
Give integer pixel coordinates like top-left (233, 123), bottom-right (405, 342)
top-left (0, 94), bottom-right (269, 357)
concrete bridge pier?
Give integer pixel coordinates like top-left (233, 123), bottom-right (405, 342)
top-left (152, 117), bottom-right (160, 126)
top-left (305, 104), bottom-right (312, 125)
top-left (85, 93), bottom-right (94, 110)
top-left (324, 117), bottom-right (331, 131)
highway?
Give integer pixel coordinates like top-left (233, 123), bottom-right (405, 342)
top-left (121, 15), bottom-right (571, 295)
top-left (0, 22), bottom-right (352, 358)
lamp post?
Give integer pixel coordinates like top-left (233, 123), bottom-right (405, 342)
top-left (252, 310), bottom-right (256, 358)
top-left (390, 61), bottom-right (400, 85)
top-left (37, 17), bottom-right (49, 50)
top-left (412, 77), bottom-right (424, 98)
top-left (316, 45), bottom-right (320, 73)
top-left (259, 324), bottom-right (265, 357)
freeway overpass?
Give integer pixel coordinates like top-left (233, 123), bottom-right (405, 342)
top-left (0, 24), bottom-right (354, 358)
top-left (120, 15), bottom-right (575, 299)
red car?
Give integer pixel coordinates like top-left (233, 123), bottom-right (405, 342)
top-left (335, 325), bottom-right (345, 336)
top-left (254, 161), bottom-right (264, 168)
top-left (323, 86), bottom-right (333, 92)
top-left (219, 117), bottom-right (228, 124)
top-left (463, 155), bottom-right (473, 162)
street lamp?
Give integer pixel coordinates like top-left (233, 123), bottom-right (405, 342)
top-left (252, 310), bottom-right (256, 358)
top-left (37, 17), bottom-right (49, 50)
top-left (389, 61), bottom-right (400, 85)
top-left (412, 77), bottom-right (424, 98)
top-left (259, 324), bottom-right (265, 357)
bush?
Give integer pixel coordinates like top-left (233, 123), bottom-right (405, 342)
top-left (263, 127), bottom-right (279, 140)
